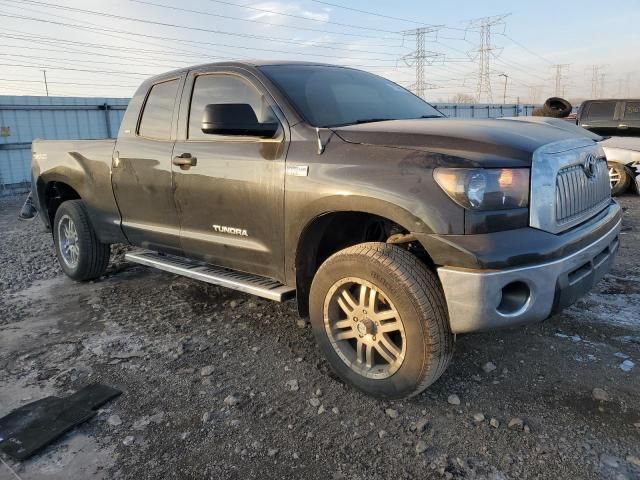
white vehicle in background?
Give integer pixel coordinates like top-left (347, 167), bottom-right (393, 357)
top-left (599, 136), bottom-right (640, 195)
top-left (577, 99), bottom-right (640, 196)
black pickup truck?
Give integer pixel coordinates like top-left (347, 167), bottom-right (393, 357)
top-left (31, 62), bottom-right (621, 399)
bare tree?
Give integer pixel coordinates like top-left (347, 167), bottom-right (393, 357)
top-left (451, 93), bottom-right (476, 103)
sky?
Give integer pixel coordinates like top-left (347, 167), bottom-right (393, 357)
top-left (0, 0), bottom-right (639, 103)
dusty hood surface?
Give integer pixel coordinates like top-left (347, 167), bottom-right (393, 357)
top-left (331, 118), bottom-right (599, 167)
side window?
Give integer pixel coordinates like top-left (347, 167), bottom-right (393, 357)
top-left (138, 79), bottom-right (179, 139)
top-left (585, 102), bottom-right (616, 121)
top-left (623, 102), bottom-right (640, 121)
top-left (188, 74), bottom-right (277, 140)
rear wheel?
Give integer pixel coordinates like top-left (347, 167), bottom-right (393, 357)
top-left (309, 242), bottom-right (454, 399)
top-left (53, 200), bottom-right (111, 281)
top-left (608, 162), bottom-right (630, 196)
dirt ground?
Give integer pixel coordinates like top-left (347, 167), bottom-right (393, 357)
top-left (0, 195), bottom-right (639, 480)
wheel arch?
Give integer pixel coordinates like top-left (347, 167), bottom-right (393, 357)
top-left (293, 208), bottom-right (435, 317)
top-left (40, 180), bottom-right (82, 230)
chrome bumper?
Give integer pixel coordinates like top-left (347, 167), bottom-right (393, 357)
top-left (437, 219), bottom-right (621, 334)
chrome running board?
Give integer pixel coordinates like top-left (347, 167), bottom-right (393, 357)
top-left (125, 250), bottom-right (295, 302)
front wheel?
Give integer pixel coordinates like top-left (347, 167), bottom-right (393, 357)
top-left (53, 200), bottom-right (111, 281)
top-left (608, 162), bottom-right (631, 196)
top-left (309, 242), bottom-right (454, 399)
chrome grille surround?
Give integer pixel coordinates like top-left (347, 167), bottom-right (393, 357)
top-left (530, 138), bottom-right (610, 234)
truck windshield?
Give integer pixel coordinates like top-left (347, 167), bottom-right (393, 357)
top-left (258, 65), bottom-right (443, 128)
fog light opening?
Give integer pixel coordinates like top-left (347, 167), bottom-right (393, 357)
top-left (497, 281), bottom-right (531, 316)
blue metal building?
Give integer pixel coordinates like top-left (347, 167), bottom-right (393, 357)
top-left (0, 96), bottom-right (129, 194)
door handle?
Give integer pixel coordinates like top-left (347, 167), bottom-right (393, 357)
top-left (173, 153), bottom-right (197, 170)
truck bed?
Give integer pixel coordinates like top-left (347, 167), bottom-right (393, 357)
top-left (32, 139), bottom-right (123, 243)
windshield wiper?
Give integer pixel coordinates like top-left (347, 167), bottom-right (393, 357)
top-left (418, 115), bottom-right (442, 119)
top-left (352, 118), bottom-right (393, 124)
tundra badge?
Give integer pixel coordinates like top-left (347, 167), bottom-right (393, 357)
top-left (213, 225), bottom-right (249, 237)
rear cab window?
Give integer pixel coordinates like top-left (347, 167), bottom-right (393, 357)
top-left (138, 79), bottom-right (180, 140)
top-left (584, 101), bottom-right (616, 121)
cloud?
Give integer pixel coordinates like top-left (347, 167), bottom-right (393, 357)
top-left (247, 2), bottom-right (330, 23)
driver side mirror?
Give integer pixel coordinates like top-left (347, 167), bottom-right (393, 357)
top-left (201, 103), bottom-right (279, 138)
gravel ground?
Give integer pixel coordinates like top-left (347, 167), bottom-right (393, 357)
top-left (0, 195), bottom-right (639, 480)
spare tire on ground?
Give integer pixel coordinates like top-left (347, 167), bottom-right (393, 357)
top-left (532, 97), bottom-right (572, 118)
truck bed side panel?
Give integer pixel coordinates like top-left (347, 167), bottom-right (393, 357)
top-left (32, 139), bottom-right (126, 244)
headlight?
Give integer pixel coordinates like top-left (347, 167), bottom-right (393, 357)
top-left (434, 168), bottom-right (530, 210)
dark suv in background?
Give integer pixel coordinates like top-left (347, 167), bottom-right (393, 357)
top-left (577, 99), bottom-right (640, 195)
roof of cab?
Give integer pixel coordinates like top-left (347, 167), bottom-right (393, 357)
top-left (140, 61), bottom-right (356, 84)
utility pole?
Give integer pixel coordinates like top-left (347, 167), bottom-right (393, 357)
top-left (41, 69), bottom-right (49, 96)
top-left (553, 64), bottom-right (569, 97)
top-left (401, 27), bottom-right (444, 99)
top-left (467, 14), bottom-right (509, 103)
top-left (498, 73), bottom-right (509, 104)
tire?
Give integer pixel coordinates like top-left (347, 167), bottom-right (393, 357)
top-left (53, 200), bottom-right (111, 281)
top-left (532, 97), bottom-right (572, 118)
top-left (309, 242), bottom-right (454, 399)
top-left (608, 162), bottom-right (631, 196)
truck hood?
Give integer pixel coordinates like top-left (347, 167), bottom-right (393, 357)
top-left (331, 118), bottom-right (598, 167)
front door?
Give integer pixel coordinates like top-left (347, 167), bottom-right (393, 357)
top-left (172, 70), bottom-right (287, 279)
top-left (112, 77), bottom-right (183, 255)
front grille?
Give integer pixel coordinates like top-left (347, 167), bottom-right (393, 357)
top-left (530, 139), bottom-right (611, 234)
top-left (555, 158), bottom-right (610, 225)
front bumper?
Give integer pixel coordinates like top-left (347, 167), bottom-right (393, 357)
top-left (437, 217), bottom-right (621, 334)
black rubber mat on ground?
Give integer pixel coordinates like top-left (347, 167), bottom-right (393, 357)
top-left (0, 383), bottom-right (122, 460)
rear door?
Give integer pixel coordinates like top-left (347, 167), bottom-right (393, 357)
top-left (172, 68), bottom-right (288, 279)
top-left (112, 76), bottom-right (185, 255)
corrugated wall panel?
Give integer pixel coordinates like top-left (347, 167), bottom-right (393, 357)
top-left (0, 95), bottom-right (129, 191)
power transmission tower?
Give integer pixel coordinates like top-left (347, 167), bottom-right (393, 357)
top-left (401, 27), bottom-right (444, 99)
top-left (590, 65), bottom-right (604, 98)
top-left (552, 64), bottom-right (569, 97)
top-left (467, 15), bottom-right (509, 103)
top-left (599, 73), bottom-right (606, 98)
top-left (624, 72), bottom-right (633, 96)
top-left (528, 85), bottom-right (544, 104)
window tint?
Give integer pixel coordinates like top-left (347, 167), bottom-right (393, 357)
top-left (623, 102), bottom-right (640, 120)
top-left (138, 79), bottom-right (179, 139)
top-left (585, 102), bottom-right (616, 121)
top-left (258, 65), bottom-right (442, 127)
top-left (188, 74), bottom-right (277, 140)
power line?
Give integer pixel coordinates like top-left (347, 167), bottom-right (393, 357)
top-left (310, 0), bottom-right (435, 26)
top-left (309, 0), bottom-right (469, 32)
top-left (498, 32), bottom-right (554, 65)
top-left (0, 10), bottom-right (399, 64)
top-left (132, 0), bottom-right (406, 41)
top-left (205, 0), bottom-right (404, 36)
top-left (0, 77), bottom-right (138, 87)
top-left (4, 0), bottom-right (402, 53)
